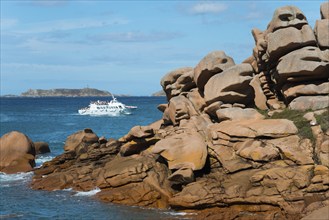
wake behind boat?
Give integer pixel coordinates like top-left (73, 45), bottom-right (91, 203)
top-left (78, 95), bottom-right (137, 116)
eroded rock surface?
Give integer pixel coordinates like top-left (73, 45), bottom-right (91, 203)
top-left (31, 3), bottom-right (329, 220)
top-left (0, 131), bottom-right (36, 174)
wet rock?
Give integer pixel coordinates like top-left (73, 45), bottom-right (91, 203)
top-left (34, 142), bottom-right (50, 154)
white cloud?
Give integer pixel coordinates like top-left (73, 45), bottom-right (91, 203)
top-left (13, 17), bottom-right (129, 34)
top-left (90, 31), bottom-right (184, 42)
top-left (189, 2), bottom-right (228, 15)
top-left (27, 0), bottom-right (68, 7)
top-left (0, 18), bottom-right (18, 29)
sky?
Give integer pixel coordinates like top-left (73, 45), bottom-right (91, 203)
top-left (0, 0), bottom-right (323, 96)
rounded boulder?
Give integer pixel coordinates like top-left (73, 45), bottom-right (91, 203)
top-left (0, 131), bottom-right (36, 174)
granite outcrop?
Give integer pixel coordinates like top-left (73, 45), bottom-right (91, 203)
top-left (26, 2), bottom-right (329, 219)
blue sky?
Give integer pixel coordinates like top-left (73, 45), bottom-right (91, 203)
top-left (0, 0), bottom-right (323, 96)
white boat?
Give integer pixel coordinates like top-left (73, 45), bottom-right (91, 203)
top-left (78, 95), bottom-right (137, 116)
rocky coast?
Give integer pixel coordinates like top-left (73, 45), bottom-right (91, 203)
top-left (1, 3), bottom-right (329, 220)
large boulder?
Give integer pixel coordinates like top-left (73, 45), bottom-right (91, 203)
top-left (160, 67), bottom-right (194, 100)
top-left (265, 6), bottom-right (316, 61)
top-left (267, 6), bottom-right (308, 33)
top-left (152, 131), bottom-right (207, 171)
top-left (34, 142), bottom-right (50, 154)
top-left (194, 51), bottom-right (235, 93)
top-left (216, 107), bottom-right (265, 122)
top-left (0, 131), bottom-right (36, 174)
top-left (275, 47), bottom-right (329, 85)
top-left (266, 25), bottom-right (316, 61)
top-left (97, 155), bottom-right (173, 208)
top-left (289, 96), bottom-right (329, 111)
top-left (282, 82), bottom-right (329, 102)
top-left (165, 95), bottom-right (198, 125)
top-left (208, 119), bottom-right (298, 139)
top-left (63, 128), bottom-right (99, 153)
top-left (123, 125), bottom-right (154, 141)
top-left (204, 63), bottom-right (254, 106)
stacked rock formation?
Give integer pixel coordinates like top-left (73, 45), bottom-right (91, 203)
top-left (250, 5), bottom-right (329, 110)
top-left (30, 3), bottom-right (329, 220)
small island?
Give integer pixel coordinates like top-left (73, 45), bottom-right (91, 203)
top-left (20, 88), bottom-right (112, 97)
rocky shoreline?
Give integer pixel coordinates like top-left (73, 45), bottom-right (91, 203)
top-left (1, 3), bottom-right (329, 220)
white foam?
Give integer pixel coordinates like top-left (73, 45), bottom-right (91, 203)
top-left (164, 212), bottom-right (188, 216)
top-left (0, 172), bottom-right (33, 183)
top-left (35, 155), bottom-right (54, 167)
top-left (74, 187), bottom-right (101, 196)
top-left (62, 188), bottom-right (73, 192)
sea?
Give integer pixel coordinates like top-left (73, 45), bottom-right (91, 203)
top-left (0, 97), bottom-right (192, 219)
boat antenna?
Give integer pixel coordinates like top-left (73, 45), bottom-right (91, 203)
top-left (111, 93), bottom-right (116, 101)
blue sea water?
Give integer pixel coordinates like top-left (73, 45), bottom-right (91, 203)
top-left (0, 97), bottom-right (191, 219)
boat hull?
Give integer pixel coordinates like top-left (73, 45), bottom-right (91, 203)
top-left (78, 109), bottom-right (131, 116)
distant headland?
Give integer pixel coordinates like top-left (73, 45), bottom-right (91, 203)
top-left (20, 88), bottom-right (113, 97)
top-left (2, 88), bottom-right (166, 97)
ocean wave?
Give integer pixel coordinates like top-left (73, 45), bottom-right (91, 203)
top-left (163, 211), bottom-right (190, 216)
top-left (73, 188), bottom-right (101, 197)
top-left (35, 155), bottom-right (54, 167)
top-left (0, 172), bottom-right (33, 184)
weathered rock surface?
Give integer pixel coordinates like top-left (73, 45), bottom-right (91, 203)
top-left (320, 2), bottom-right (329, 19)
top-left (160, 67), bottom-right (195, 100)
top-left (215, 107), bottom-right (264, 122)
top-left (194, 51), bottom-right (235, 93)
top-left (63, 128), bottom-right (99, 153)
top-left (0, 131), bottom-right (36, 174)
top-left (204, 63), bottom-right (254, 106)
top-left (275, 47), bottom-right (329, 84)
top-left (30, 3), bottom-right (329, 220)
top-left (152, 131), bottom-right (207, 170)
top-left (289, 96), bottom-right (329, 110)
top-left (314, 19), bottom-right (329, 49)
